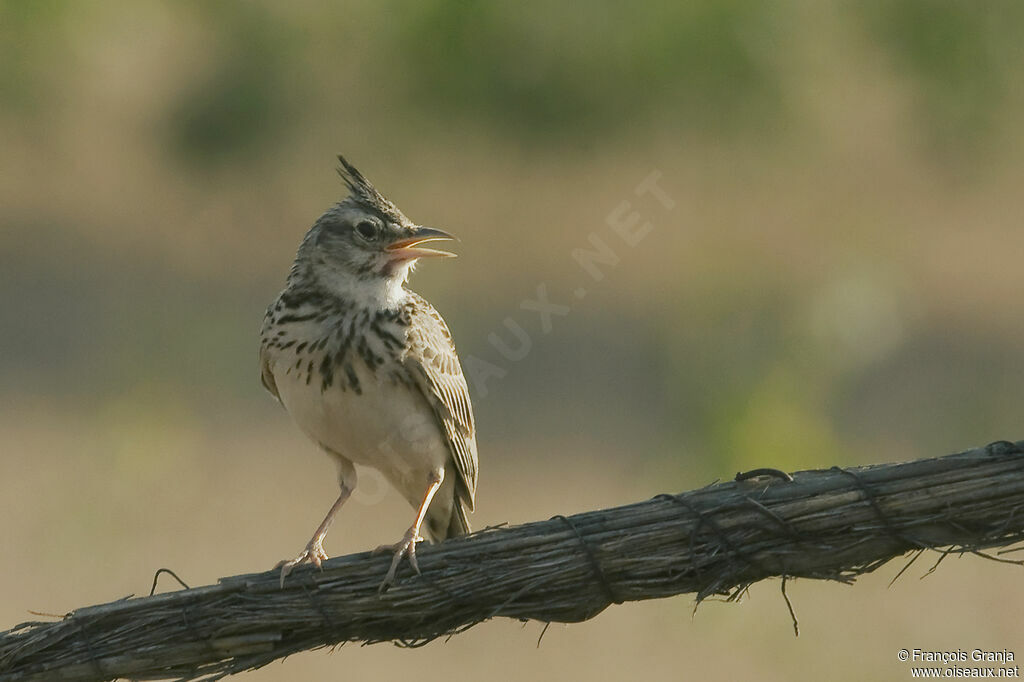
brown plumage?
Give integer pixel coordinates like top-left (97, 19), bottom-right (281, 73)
top-left (259, 156), bottom-right (477, 589)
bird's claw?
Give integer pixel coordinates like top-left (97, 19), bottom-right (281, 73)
top-left (275, 539), bottom-right (329, 588)
top-left (373, 527), bottom-right (424, 592)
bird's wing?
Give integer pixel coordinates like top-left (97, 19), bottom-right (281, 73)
top-left (259, 344), bottom-right (280, 400)
top-left (259, 307), bottom-right (282, 401)
top-left (404, 294), bottom-right (478, 509)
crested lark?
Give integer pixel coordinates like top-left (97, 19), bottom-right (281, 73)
top-left (260, 156), bottom-right (478, 588)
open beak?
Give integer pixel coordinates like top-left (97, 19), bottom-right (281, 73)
top-left (385, 226), bottom-right (457, 260)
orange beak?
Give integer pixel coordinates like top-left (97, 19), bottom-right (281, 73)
top-left (385, 226), bottom-right (457, 260)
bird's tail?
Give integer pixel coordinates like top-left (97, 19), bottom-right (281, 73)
top-left (447, 499), bottom-right (472, 538)
top-left (426, 496), bottom-right (472, 542)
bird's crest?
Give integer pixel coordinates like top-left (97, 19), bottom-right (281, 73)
top-left (336, 155), bottom-right (407, 224)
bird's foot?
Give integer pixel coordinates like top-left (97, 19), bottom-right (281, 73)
top-left (275, 538), bottom-right (329, 588)
top-left (372, 526), bottom-right (424, 592)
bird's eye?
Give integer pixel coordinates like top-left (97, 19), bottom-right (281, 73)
top-left (354, 219), bottom-right (379, 240)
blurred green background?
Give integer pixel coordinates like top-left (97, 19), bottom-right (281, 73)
top-left (2, 2), bottom-right (1023, 680)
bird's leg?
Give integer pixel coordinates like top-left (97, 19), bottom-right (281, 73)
top-left (374, 469), bottom-right (444, 591)
top-left (276, 484), bottom-right (352, 587)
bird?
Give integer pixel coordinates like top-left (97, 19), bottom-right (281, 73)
top-left (259, 156), bottom-right (478, 589)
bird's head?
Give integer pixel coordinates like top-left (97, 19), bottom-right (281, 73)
top-left (294, 156), bottom-right (456, 305)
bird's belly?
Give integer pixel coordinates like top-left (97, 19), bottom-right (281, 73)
top-left (273, 358), bottom-right (449, 490)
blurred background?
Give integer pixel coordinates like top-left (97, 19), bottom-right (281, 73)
top-left (3, 1), bottom-right (1024, 680)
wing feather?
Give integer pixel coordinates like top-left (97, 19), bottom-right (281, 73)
top-left (259, 343), bottom-right (280, 400)
top-left (404, 294), bottom-right (478, 509)
top-left (259, 307), bottom-right (282, 401)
